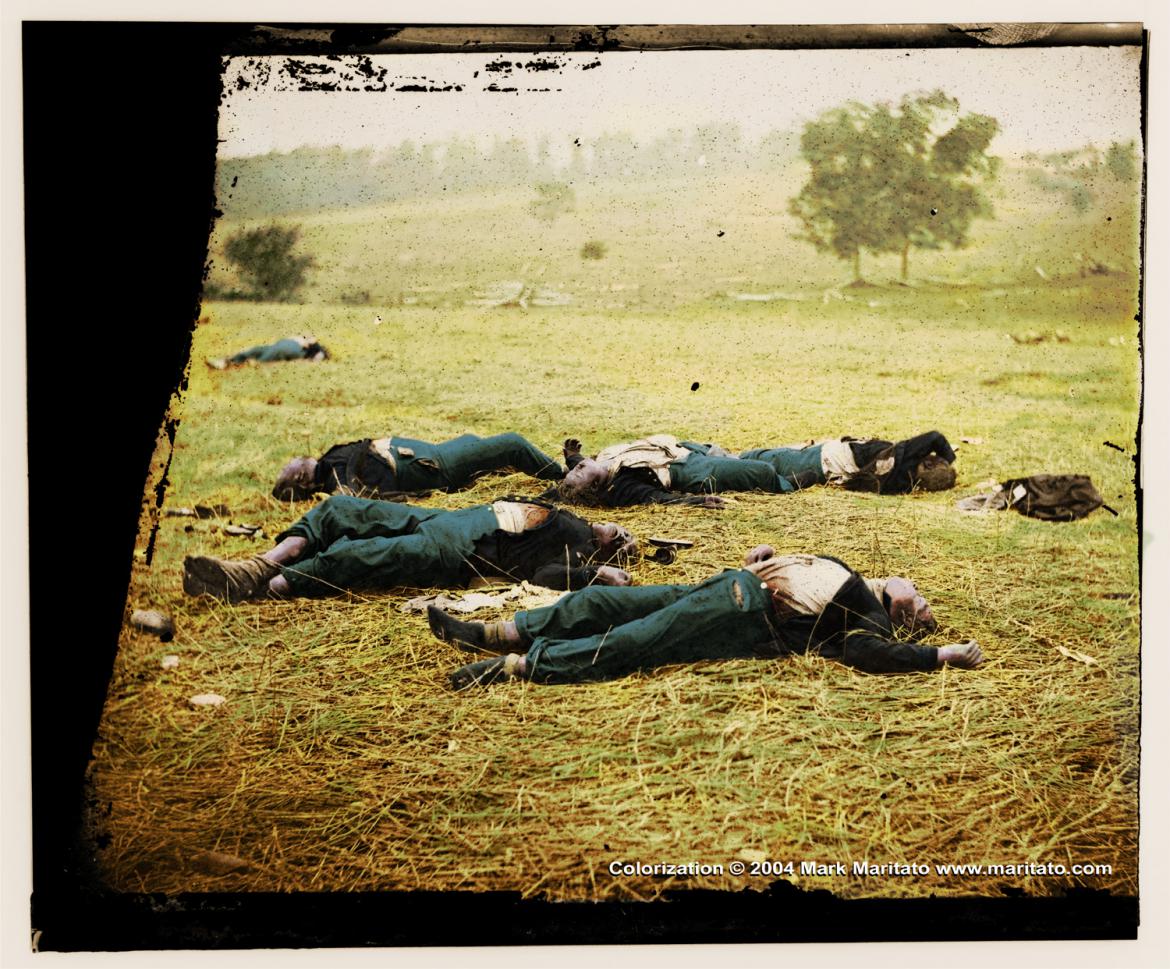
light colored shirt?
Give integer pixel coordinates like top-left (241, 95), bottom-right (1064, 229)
top-left (745, 554), bottom-right (888, 618)
top-left (596, 434), bottom-right (692, 488)
top-left (492, 500), bottom-right (553, 534)
top-left (819, 437), bottom-right (894, 485)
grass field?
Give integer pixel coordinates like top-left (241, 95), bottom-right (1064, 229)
top-left (87, 170), bottom-right (1141, 902)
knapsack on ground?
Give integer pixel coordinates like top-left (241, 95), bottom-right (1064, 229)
top-left (956, 474), bottom-right (1106, 521)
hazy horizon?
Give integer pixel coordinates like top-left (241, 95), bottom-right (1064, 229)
top-left (219, 47), bottom-right (1143, 161)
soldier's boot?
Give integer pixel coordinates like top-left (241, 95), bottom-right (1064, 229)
top-left (427, 606), bottom-right (514, 655)
top-left (448, 653), bottom-right (525, 691)
top-left (183, 554), bottom-right (281, 603)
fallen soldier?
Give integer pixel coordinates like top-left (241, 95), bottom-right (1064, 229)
top-left (182, 495), bottom-right (637, 602)
top-left (207, 335), bottom-right (330, 369)
top-left (430, 543), bottom-right (983, 689)
top-left (552, 434), bottom-right (798, 508)
top-left (739, 431), bottom-right (957, 494)
top-left (273, 432), bottom-right (567, 501)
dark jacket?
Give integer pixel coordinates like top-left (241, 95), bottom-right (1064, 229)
top-left (845, 431), bottom-right (956, 495)
top-left (314, 439), bottom-right (410, 499)
top-left (472, 499), bottom-right (608, 590)
top-left (760, 556), bottom-right (938, 673)
top-left (471, 511), bottom-right (601, 589)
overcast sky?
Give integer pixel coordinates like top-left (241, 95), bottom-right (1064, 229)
top-left (219, 46), bottom-right (1143, 159)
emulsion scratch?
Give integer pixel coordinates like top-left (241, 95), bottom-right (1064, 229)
top-left (485, 57), bottom-right (567, 74)
top-left (263, 55), bottom-right (394, 92)
top-left (395, 82), bottom-right (464, 93)
top-left (144, 416), bottom-right (181, 566)
top-left (1103, 441), bottom-right (1126, 453)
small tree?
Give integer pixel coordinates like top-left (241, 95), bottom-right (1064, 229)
top-left (789, 91), bottom-right (999, 282)
top-left (223, 224), bottom-right (316, 301)
top-left (1105, 140), bottom-right (1138, 183)
top-left (528, 181), bottom-right (576, 225)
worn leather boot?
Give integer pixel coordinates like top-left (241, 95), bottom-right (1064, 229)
top-left (183, 554), bottom-right (280, 603)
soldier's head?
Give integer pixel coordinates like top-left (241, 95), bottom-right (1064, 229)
top-left (273, 456), bottom-right (319, 501)
top-left (558, 456), bottom-right (610, 505)
top-left (590, 522), bottom-right (638, 564)
top-left (885, 578), bottom-right (937, 639)
top-left (914, 455), bottom-right (956, 492)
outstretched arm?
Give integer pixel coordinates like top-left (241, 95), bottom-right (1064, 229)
top-left (608, 474), bottom-right (724, 508)
top-left (530, 562), bottom-right (601, 590)
top-left (900, 430), bottom-right (957, 464)
top-left (835, 630), bottom-right (941, 674)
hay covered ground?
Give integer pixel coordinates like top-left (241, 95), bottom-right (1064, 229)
top-left (87, 174), bottom-right (1141, 902)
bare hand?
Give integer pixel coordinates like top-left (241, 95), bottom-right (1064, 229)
top-left (594, 565), bottom-right (632, 586)
top-left (743, 544), bottom-right (775, 565)
top-left (702, 495), bottom-right (727, 509)
top-left (937, 641), bottom-right (984, 669)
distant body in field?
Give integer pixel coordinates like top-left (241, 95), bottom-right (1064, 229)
top-left (273, 432), bottom-right (566, 502)
top-left (207, 335), bottom-right (330, 370)
top-left (432, 543), bottom-right (984, 690)
top-left (182, 495), bottom-right (637, 602)
top-left (739, 430), bottom-right (957, 494)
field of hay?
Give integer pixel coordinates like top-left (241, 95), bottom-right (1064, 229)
top-left (87, 170), bottom-right (1141, 902)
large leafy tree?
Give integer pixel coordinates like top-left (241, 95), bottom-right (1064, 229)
top-left (789, 91), bottom-right (999, 282)
top-left (223, 224), bottom-right (316, 301)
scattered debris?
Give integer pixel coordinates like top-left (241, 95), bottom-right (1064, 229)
top-left (165, 504), bottom-right (231, 520)
top-left (466, 281), bottom-right (572, 308)
top-left (1034, 264), bottom-right (1049, 280)
top-left (1075, 254), bottom-right (1118, 277)
top-left (161, 655), bottom-right (180, 670)
top-left (222, 523), bottom-right (263, 537)
top-left (189, 850), bottom-right (253, 875)
top-left (447, 739), bottom-right (459, 753)
top-left (960, 436), bottom-right (984, 445)
top-left (189, 693), bottom-right (226, 708)
top-left (649, 537), bottom-right (695, 549)
top-left (1010, 330), bottom-right (1069, 345)
top-left (1055, 644), bottom-right (1098, 667)
top-left (400, 581), bottom-right (565, 615)
top-left (129, 610), bottom-right (174, 641)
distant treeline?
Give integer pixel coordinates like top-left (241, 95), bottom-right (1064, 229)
top-left (1019, 141), bottom-right (1141, 214)
top-left (216, 125), bottom-right (799, 216)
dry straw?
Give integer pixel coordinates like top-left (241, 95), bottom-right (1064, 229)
top-left (90, 471), bottom-right (1137, 900)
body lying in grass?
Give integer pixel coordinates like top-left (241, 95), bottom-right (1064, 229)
top-left (738, 430), bottom-right (957, 494)
top-left (182, 495), bottom-right (637, 602)
top-left (553, 431), bottom-right (956, 507)
top-left (431, 543), bottom-right (984, 689)
top-left (206, 335), bottom-right (330, 370)
top-left (273, 432), bottom-right (565, 502)
top-left (550, 434), bottom-right (799, 508)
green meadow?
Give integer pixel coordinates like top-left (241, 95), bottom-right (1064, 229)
top-left (89, 165), bottom-right (1141, 900)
